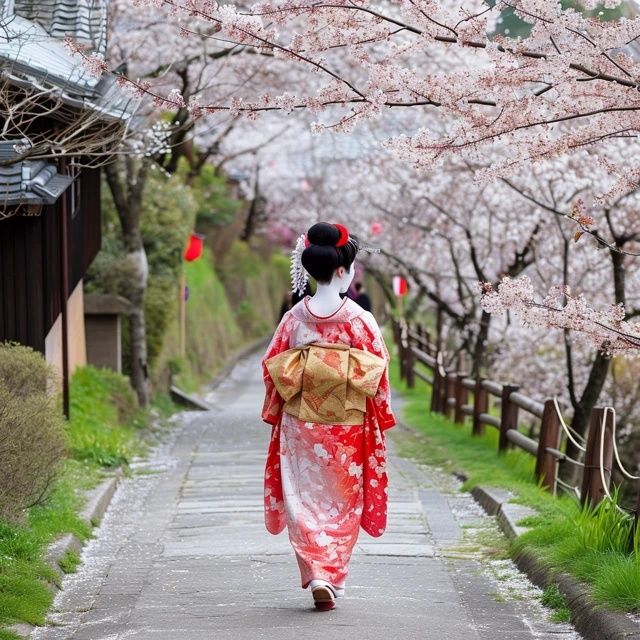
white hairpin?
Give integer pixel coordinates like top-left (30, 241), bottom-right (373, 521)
top-left (290, 234), bottom-right (309, 295)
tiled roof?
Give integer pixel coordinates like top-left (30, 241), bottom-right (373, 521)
top-left (0, 14), bottom-right (136, 120)
top-left (13, 0), bottom-right (107, 55)
top-left (0, 141), bottom-right (74, 207)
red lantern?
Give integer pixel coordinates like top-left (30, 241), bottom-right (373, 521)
top-left (392, 275), bottom-right (408, 297)
top-left (370, 221), bottom-right (382, 236)
top-left (184, 233), bottom-right (204, 262)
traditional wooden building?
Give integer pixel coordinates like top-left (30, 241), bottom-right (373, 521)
top-left (0, 0), bottom-right (134, 414)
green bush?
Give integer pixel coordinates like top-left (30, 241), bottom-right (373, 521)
top-left (182, 162), bottom-right (241, 229)
top-left (0, 344), bottom-right (67, 523)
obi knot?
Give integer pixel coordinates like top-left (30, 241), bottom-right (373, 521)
top-left (265, 342), bottom-right (386, 425)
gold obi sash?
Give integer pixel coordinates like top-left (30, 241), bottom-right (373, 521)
top-left (265, 342), bottom-right (386, 425)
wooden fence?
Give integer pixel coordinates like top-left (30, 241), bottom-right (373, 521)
top-left (392, 319), bottom-right (621, 508)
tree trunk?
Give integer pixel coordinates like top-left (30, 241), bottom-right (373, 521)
top-left (471, 310), bottom-right (491, 377)
top-left (125, 243), bottom-right (150, 406)
top-left (241, 167), bottom-right (263, 242)
top-left (559, 351), bottom-right (611, 483)
top-left (105, 159), bottom-right (151, 407)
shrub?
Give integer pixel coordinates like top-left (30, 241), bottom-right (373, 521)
top-left (0, 343), bottom-right (67, 523)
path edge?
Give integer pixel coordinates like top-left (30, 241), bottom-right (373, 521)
top-left (9, 473), bottom-right (122, 639)
top-left (10, 338), bottom-right (268, 639)
top-left (471, 485), bottom-right (640, 640)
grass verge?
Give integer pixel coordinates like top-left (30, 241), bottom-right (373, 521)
top-left (0, 366), bottom-right (181, 638)
top-left (389, 356), bottom-right (640, 613)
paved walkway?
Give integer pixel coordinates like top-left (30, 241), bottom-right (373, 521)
top-left (33, 353), bottom-right (581, 640)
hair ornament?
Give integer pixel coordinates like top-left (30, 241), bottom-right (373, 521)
top-left (334, 223), bottom-right (349, 247)
top-left (290, 233), bottom-right (309, 295)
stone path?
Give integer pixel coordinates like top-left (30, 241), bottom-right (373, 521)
top-left (32, 353), bottom-right (582, 640)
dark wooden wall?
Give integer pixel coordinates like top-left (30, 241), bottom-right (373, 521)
top-left (0, 166), bottom-right (101, 354)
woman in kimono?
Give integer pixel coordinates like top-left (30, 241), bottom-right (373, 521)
top-left (261, 222), bottom-right (395, 611)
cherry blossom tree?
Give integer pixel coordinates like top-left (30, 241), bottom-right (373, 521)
top-left (91, 1), bottom-right (639, 185)
top-left (74, 0), bottom-right (640, 465)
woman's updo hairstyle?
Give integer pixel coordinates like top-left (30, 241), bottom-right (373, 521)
top-left (301, 222), bottom-right (359, 283)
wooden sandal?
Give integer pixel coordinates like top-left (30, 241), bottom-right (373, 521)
top-left (312, 584), bottom-right (336, 611)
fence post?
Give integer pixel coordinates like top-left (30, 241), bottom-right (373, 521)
top-left (405, 343), bottom-right (416, 389)
top-left (535, 399), bottom-right (562, 494)
top-left (580, 407), bottom-right (614, 509)
top-left (392, 318), bottom-right (401, 350)
top-left (454, 374), bottom-right (468, 424)
top-left (398, 321), bottom-right (408, 381)
top-left (498, 384), bottom-right (520, 453)
top-left (430, 359), bottom-right (442, 413)
top-left (416, 324), bottom-right (425, 350)
top-left (438, 354), bottom-right (448, 413)
top-left (472, 378), bottom-right (488, 436)
top-left (445, 372), bottom-right (457, 420)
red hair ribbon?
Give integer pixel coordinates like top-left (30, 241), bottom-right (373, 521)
top-left (334, 223), bottom-right (349, 247)
top-left (304, 235), bottom-right (310, 248)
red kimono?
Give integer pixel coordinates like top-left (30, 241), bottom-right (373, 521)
top-left (261, 296), bottom-right (395, 590)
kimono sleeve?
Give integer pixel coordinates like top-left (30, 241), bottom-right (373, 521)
top-left (261, 313), bottom-right (292, 425)
top-left (358, 312), bottom-right (396, 431)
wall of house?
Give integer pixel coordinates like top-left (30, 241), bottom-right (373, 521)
top-left (44, 279), bottom-right (87, 389)
top-left (44, 313), bottom-right (63, 387)
top-left (0, 202), bottom-right (59, 352)
top-left (0, 167), bottom-right (101, 351)
top-left (67, 280), bottom-right (86, 373)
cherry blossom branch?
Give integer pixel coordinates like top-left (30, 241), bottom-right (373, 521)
top-left (501, 178), bottom-right (640, 257)
top-left (481, 276), bottom-right (640, 355)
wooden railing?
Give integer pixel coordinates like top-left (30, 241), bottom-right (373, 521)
top-left (392, 319), bottom-right (624, 508)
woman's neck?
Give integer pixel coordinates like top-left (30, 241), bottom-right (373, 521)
top-left (308, 282), bottom-right (343, 316)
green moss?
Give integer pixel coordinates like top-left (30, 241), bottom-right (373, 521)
top-left (218, 241), bottom-right (290, 339)
top-left (167, 247), bottom-right (244, 392)
top-left (0, 462), bottom-right (94, 629)
top-left (150, 392), bottom-right (181, 418)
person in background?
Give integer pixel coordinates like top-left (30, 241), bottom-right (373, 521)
top-left (278, 283), bottom-right (312, 320)
top-left (354, 281), bottom-right (372, 312)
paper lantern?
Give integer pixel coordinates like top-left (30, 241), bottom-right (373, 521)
top-left (184, 233), bottom-right (204, 261)
top-left (370, 221), bottom-right (382, 236)
top-left (392, 275), bottom-right (408, 297)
